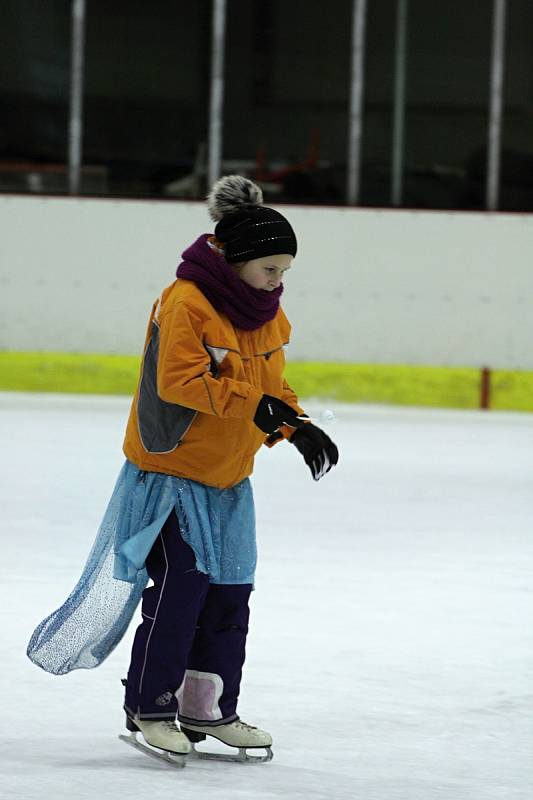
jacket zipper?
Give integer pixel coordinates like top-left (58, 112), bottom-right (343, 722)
top-left (242, 343), bottom-right (288, 362)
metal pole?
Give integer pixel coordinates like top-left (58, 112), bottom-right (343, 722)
top-left (68, 0), bottom-right (86, 195)
top-left (207, 0), bottom-right (227, 189)
top-left (391, 0), bottom-right (408, 207)
top-left (486, 0), bottom-right (507, 210)
top-left (346, 0), bottom-right (367, 205)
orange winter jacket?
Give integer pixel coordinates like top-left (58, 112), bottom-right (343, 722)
top-left (123, 279), bottom-right (305, 489)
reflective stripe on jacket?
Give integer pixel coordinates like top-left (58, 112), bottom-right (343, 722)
top-left (123, 279), bottom-right (304, 488)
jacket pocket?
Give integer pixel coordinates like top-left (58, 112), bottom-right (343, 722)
top-left (253, 343), bottom-right (288, 361)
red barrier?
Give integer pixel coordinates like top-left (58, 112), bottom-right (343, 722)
top-left (480, 367), bottom-right (491, 410)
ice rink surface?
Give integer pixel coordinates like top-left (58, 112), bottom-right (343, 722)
top-left (1, 392), bottom-right (532, 800)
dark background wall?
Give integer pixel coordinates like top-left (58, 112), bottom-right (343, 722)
top-left (1, 0), bottom-right (532, 208)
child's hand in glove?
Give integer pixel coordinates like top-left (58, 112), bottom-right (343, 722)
top-left (290, 422), bottom-right (339, 481)
top-left (254, 394), bottom-right (300, 434)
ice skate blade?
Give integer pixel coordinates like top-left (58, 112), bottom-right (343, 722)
top-left (190, 742), bottom-right (273, 764)
top-left (118, 732), bottom-right (187, 769)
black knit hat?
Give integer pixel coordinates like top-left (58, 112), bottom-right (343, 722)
top-left (207, 175), bottom-right (297, 263)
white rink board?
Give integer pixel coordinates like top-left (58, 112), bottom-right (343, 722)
top-left (1, 194), bottom-right (532, 368)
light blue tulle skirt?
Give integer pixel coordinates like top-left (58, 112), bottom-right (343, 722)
top-left (26, 460), bottom-right (256, 675)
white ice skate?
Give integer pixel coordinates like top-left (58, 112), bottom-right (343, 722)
top-left (119, 715), bottom-right (191, 768)
top-left (180, 719), bottom-right (273, 763)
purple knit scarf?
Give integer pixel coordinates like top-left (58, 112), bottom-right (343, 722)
top-left (176, 234), bottom-right (283, 331)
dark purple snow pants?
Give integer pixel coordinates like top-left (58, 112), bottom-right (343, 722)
top-left (124, 509), bottom-right (252, 726)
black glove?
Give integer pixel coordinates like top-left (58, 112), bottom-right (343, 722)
top-left (254, 394), bottom-right (300, 434)
top-left (290, 422), bottom-right (339, 481)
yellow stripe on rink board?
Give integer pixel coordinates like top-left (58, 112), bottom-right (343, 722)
top-left (0, 352), bottom-right (531, 412)
top-left (0, 352), bottom-right (141, 396)
top-left (490, 369), bottom-right (533, 412)
top-left (285, 363), bottom-right (483, 410)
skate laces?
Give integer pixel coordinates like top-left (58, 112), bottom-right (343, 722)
top-left (235, 721), bottom-right (257, 731)
top-left (161, 721), bottom-right (180, 732)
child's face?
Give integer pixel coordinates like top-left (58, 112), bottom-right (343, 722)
top-left (234, 253), bottom-right (293, 291)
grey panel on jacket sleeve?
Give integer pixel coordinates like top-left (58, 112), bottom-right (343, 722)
top-left (137, 320), bottom-right (198, 454)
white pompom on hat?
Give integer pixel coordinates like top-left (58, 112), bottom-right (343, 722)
top-left (207, 174), bottom-right (264, 221)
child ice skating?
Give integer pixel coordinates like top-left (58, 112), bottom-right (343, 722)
top-left (27, 175), bottom-right (339, 766)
